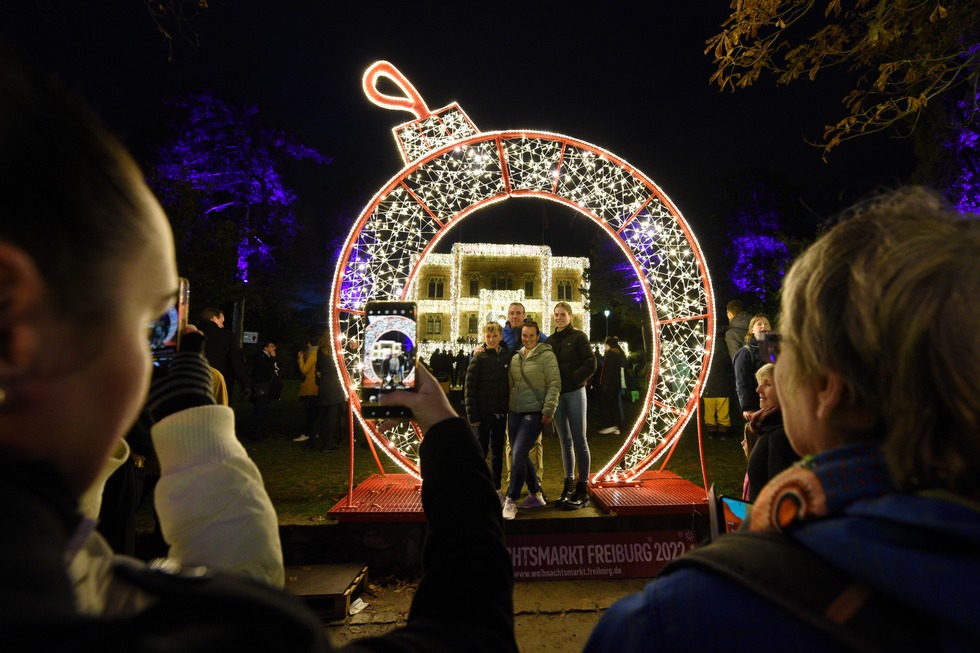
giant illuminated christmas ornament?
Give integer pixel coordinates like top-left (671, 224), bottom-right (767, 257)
top-left (329, 61), bottom-right (716, 485)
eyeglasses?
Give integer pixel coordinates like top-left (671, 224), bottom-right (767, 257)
top-left (758, 332), bottom-right (781, 363)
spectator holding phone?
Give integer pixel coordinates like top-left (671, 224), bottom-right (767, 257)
top-left (733, 314), bottom-right (772, 419)
top-left (0, 46), bottom-right (516, 652)
top-left (585, 187), bottom-right (980, 651)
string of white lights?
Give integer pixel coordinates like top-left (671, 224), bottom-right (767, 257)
top-left (331, 63), bottom-right (715, 482)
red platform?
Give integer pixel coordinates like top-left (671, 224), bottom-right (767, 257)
top-left (327, 474), bottom-right (424, 522)
top-left (590, 470), bottom-right (708, 516)
top-left (327, 471), bottom-right (706, 522)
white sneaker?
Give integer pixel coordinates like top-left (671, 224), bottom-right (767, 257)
top-left (502, 497), bottom-right (517, 520)
top-left (292, 434), bottom-right (310, 442)
top-left (497, 490), bottom-right (506, 506)
top-left (519, 492), bottom-right (547, 509)
top-left (597, 426), bottom-right (620, 435)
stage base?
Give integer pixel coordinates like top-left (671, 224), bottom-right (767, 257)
top-left (322, 472), bottom-right (709, 580)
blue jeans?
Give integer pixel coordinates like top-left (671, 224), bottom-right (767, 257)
top-left (554, 387), bottom-right (590, 481)
top-left (506, 412), bottom-right (543, 500)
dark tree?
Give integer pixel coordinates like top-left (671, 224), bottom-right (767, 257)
top-left (149, 92), bottom-right (330, 327)
top-left (708, 0), bottom-right (980, 158)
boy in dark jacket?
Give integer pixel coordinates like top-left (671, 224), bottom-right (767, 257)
top-left (464, 322), bottom-right (510, 500)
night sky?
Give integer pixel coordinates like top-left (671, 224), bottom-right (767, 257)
top-left (2, 1), bottom-right (916, 285)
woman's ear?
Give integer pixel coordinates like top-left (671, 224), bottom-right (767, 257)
top-left (814, 371), bottom-right (844, 421)
top-left (0, 242), bottom-right (44, 378)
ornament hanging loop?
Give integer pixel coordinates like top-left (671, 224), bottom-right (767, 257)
top-left (362, 61), bottom-right (431, 120)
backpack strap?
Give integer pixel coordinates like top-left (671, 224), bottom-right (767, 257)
top-left (662, 532), bottom-right (936, 652)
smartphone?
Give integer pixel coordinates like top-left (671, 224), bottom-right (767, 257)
top-left (707, 483), bottom-right (751, 541)
top-left (720, 496), bottom-right (749, 533)
top-left (360, 301), bottom-right (417, 419)
top-left (150, 277), bottom-right (189, 369)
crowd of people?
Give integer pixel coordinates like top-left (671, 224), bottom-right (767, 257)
top-left (3, 41), bottom-right (977, 651)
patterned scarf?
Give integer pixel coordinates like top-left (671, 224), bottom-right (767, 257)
top-left (747, 443), bottom-right (892, 533)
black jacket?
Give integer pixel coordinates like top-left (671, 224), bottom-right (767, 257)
top-left (0, 417), bottom-right (517, 652)
top-left (734, 340), bottom-right (763, 412)
top-left (703, 327), bottom-right (734, 397)
top-left (548, 326), bottom-right (596, 394)
top-left (316, 348), bottom-right (347, 405)
top-left (745, 409), bottom-right (800, 501)
top-left (464, 342), bottom-right (511, 423)
top-left (200, 320), bottom-right (248, 389)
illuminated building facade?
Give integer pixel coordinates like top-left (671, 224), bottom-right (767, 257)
top-left (412, 243), bottom-right (589, 349)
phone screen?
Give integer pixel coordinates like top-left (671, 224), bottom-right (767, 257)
top-left (720, 496), bottom-right (748, 533)
top-left (360, 301), bottom-right (417, 418)
top-left (150, 277), bottom-right (189, 368)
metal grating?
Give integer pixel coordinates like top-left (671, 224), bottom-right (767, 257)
top-left (327, 474), bottom-right (425, 523)
top-left (590, 471), bottom-right (707, 516)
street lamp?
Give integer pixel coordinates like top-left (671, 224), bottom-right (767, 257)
top-left (603, 309), bottom-right (610, 339)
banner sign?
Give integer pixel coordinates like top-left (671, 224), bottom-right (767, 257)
top-left (506, 529), bottom-right (697, 581)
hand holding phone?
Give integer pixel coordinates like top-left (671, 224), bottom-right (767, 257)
top-left (150, 277), bottom-right (189, 369)
top-left (360, 301), bottom-right (417, 419)
top-left (379, 363), bottom-right (457, 433)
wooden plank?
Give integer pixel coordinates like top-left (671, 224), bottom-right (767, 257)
top-left (284, 563), bottom-right (369, 620)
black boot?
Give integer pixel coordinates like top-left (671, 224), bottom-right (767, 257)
top-left (556, 477), bottom-right (575, 508)
top-left (562, 482), bottom-right (590, 510)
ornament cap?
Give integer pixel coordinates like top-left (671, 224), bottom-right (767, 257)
top-left (362, 60), bottom-right (431, 119)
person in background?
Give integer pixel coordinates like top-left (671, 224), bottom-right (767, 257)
top-left (306, 331), bottom-right (346, 452)
top-left (743, 363), bottom-right (798, 501)
top-left (503, 321), bottom-right (560, 520)
top-left (586, 186), bottom-right (980, 651)
top-left (200, 307), bottom-right (249, 398)
top-left (733, 314), bottom-right (771, 419)
top-left (0, 45), bottom-right (518, 652)
top-left (454, 347), bottom-right (469, 387)
top-left (464, 322), bottom-right (511, 503)
top-left (740, 421), bottom-right (760, 501)
top-left (549, 302), bottom-right (596, 510)
top-left (247, 340), bottom-right (280, 441)
top-left (702, 325), bottom-right (734, 439)
top-left (293, 337), bottom-right (318, 443)
top-left (725, 299), bottom-right (751, 360)
top-left (597, 337), bottom-right (627, 435)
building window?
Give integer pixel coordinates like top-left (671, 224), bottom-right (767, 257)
top-left (490, 271), bottom-right (511, 291)
top-left (524, 275), bottom-right (534, 297)
top-left (557, 280), bottom-right (572, 300)
top-left (469, 276), bottom-right (479, 296)
top-left (427, 277), bottom-right (444, 299)
top-left (468, 314), bottom-right (478, 333)
top-left (426, 315), bottom-right (442, 335)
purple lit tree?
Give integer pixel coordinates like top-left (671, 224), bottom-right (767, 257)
top-left (150, 92), bottom-right (329, 319)
top-left (940, 89), bottom-right (980, 214)
top-left (584, 237), bottom-right (647, 340)
top-left (724, 188), bottom-right (790, 308)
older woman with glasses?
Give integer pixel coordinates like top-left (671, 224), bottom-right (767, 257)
top-left (743, 363), bottom-right (799, 501)
top-left (586, 187), bottom-right (980, 651)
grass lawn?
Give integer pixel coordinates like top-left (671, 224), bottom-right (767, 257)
top-left (216, 380), bottom-right (749, 525)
